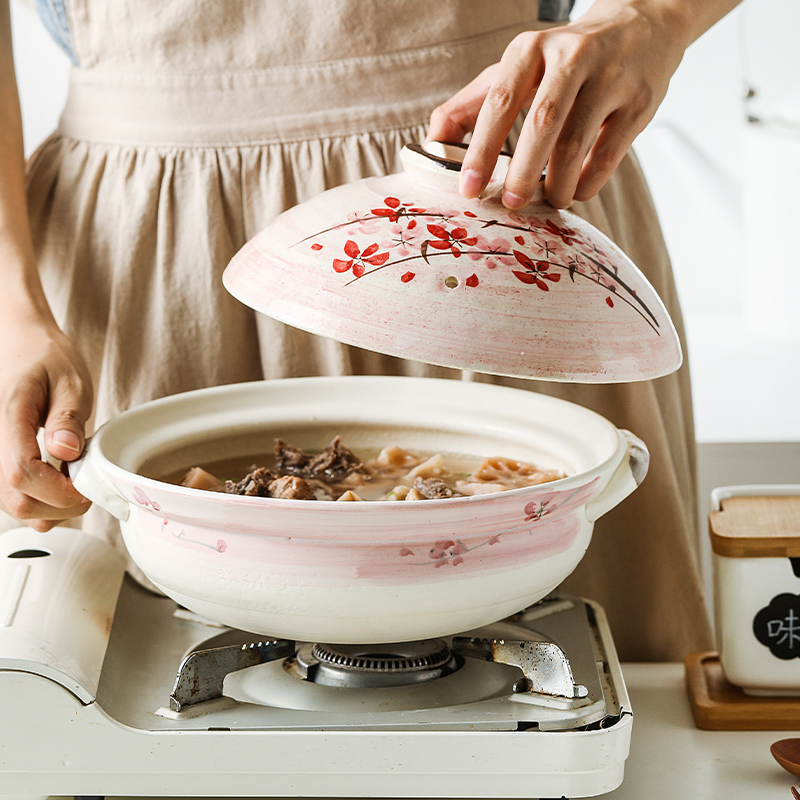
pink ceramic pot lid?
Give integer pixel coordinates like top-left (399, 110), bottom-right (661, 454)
top-left (223, 142), bottom-right (682, 382)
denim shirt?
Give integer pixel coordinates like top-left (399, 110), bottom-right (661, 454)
top-left (35, 0), bottom-right (79, 65)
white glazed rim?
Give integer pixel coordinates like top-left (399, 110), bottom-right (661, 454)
top-left (85, 375), bottom-right (626, 511)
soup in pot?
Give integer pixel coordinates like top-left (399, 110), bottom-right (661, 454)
top-left (164, 436), bottom-right (566, 502)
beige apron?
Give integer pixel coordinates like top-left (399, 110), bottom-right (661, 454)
top-left (24, 0), bottom-right (712, 660)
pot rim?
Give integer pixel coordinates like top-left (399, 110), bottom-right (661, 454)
top-left (83, 375), bottom-right (628, 513)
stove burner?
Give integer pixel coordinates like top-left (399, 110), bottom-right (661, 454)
top-left (291, 639), bottom-right (459, 688)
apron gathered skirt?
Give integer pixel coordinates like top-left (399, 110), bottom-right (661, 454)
top-left (23, 0), bottom-right (712, 660)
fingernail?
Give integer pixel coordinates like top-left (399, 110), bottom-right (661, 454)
top-left (502, 191), bottom-right (528, 210)
top-left (459, 168), bottom-right (484, 198)
top-left (52, 430), bottom-right (82, 453)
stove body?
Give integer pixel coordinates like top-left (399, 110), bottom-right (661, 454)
top-left (0, 527), bottom-right (631, 799)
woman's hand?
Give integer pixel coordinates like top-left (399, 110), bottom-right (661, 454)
top-left (0, 314), bottom-right (93, 531)
top-left (0, 0), bottom-right (93, 532)
top-left (427, 0), bottom-right (739, 209)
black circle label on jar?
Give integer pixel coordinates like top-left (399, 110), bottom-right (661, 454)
top-left (753, 593), bottom-right (800, 660)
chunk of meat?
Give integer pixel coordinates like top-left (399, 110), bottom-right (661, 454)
top-left (267, 475), bottom-right (317, 500)
top-left (411, 477), bottom-right (464, 499)
top-left (307, 436), bottom-right (365, 483)
top-left (273, 439), bottom-right (312, 476)
top-left (274, 436), bottom-right (364, 484)
top-left (225, 467), bottom-right (276, 497)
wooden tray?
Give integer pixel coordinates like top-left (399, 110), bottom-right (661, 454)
top-left (685, 651), bottom-right (800, 730)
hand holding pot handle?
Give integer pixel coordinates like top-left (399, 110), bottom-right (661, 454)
top-left (584, 429), bottom-right (649, 523)
top-left (0, 322), bottom-right (93, 531)
top-left (68, 442), bottom-right (130, 522)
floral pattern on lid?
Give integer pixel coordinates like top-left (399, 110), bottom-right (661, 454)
top-left (223, 142), bottom-right (682, 383)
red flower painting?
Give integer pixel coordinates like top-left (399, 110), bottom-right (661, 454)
top-left (511, 250), bottom-right (562, 291)
top-left (333, 239), bottom-right (390, 277)
top-left (425, 224), bottom-right (478, 258)
top-left (293, 190), bottom-right (660, 334)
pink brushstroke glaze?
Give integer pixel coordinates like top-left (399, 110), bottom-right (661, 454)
top-left (132, 485), bottom-right (161, 512)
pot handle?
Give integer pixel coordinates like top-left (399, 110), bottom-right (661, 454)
top-left (584, 430), bottom-right (649, 523)
top-left (67, 439), bottom-right (131, 522)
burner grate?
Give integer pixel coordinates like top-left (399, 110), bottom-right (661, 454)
top-left (301, 640), bottom-right (459, 688)
top-left (311, 640), bottom-right (453, 672)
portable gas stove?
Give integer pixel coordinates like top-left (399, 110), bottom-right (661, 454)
top-left (0, 526), bottom-right (631, 799)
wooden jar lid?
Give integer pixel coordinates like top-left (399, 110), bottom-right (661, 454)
top-left (709, 495), bottom-right (800, 558)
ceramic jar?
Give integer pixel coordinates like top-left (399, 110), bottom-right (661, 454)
top-left (710, 485), bottom-right (800, 695)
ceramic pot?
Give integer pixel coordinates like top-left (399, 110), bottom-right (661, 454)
top-left (224, 142), bottom-right (682, 383)
top-left (69, 376), bottom-right (648, 644)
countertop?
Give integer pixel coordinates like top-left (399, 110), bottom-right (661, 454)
top-left (606, 662), bottom-right (796, 799)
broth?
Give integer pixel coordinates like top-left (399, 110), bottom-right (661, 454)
top-left (160, 438), bottom-right (566, 502)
